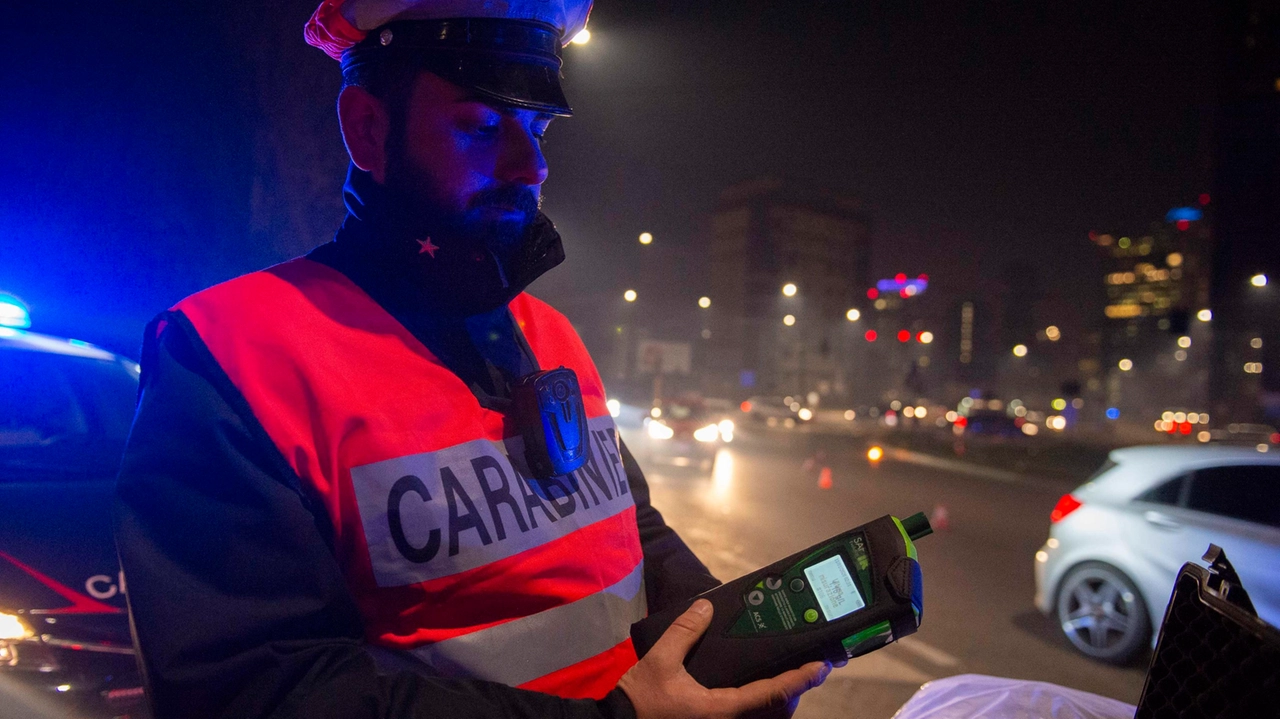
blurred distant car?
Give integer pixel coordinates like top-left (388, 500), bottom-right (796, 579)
top-left (741, 396), bottom-right (809, 426)
top-left (0, 327), bottom-right (145, 717)
top-left (1207, 422), bottom-right (1280, 447)
top-left (961, 409), bottom-right (1023, 438)
top-left (642, 396), bottom-right (734, 468)
top-left (1034, 445), bottom-right (1280, 664)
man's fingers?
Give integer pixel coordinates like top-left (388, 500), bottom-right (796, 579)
top-left (646, 599), bottom-right (714, 665)
top-left (718, 661), bottom-right (831, 714)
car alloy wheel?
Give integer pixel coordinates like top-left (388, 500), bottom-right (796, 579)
top-left (1055, 562), bottom-right (1150, 664)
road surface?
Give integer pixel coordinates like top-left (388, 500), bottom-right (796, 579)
top-left (622, 424), bottom-right (1147, 719)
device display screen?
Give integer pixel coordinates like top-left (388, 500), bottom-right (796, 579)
top-left (804, 555), bottom-right (866, 620)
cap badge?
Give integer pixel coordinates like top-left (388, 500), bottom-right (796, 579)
top-left (379, 28), bottom-right (394, 46)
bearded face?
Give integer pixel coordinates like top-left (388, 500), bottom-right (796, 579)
top-left (381, 71), bottom-right (552, 261)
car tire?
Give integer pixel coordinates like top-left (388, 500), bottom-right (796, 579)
top-left (1054, 561), bottom-right (1151, 665)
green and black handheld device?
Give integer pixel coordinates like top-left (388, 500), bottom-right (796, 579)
top-left (630, 512), bottom-right (932, 689)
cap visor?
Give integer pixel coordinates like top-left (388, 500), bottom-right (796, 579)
top-left (431, 53), bottom-right (573, 116)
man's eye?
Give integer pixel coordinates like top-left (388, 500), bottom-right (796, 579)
top-left (475, 123), bottom-right (500, 136)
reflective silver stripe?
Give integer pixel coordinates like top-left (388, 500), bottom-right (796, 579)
top-left (351, 415), bottom-right (633, 587)
top-left (405, 561), bottom-right (646, 687)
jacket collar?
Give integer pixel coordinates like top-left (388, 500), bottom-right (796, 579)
top-left (312, 164), bottom-right (565, 320)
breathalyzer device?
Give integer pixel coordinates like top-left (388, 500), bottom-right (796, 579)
top-left (631, 512), bottom-right (932, 688)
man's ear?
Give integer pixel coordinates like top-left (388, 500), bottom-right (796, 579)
top-left (338, 85), bottom-right (390, 182)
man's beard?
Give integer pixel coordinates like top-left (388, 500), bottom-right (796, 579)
top-left (384, 149), bottom-right (542, 262)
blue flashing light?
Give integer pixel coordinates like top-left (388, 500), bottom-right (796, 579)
top-left (1165, 207), bottom-right (1203, 223)
top-left (0, 294), bottom-right (31, 329)
top-left (875, 278), bottom-right (929, 295)
top-left (1105, 407), bottom-right (1120, 420)
top-left (969, 388), bottom-right (982, 399)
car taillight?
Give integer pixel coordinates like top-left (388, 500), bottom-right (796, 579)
top-left (1050, 494), bottom-right (1082, 523)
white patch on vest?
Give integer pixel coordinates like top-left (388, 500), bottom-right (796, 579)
top-left (352, 415), bottom-right (633, 587)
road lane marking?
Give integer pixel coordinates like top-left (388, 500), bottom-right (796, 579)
top-left (896, 637), bottom-right (960, 667)
top-left (886, 447), bottom-right (1028, 484)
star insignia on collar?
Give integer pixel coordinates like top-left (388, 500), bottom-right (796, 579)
top-left (416, 237), bottom-right (439, 258)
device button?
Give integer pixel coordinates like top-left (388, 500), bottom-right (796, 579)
top-left (765, 576), bottom-right (783, 591)
top-left (747, 590), bottom-right (765, 606)
top-left (803, 608), bottom-right (819, 623)
top-left (790, 578), bottom-right (806, 593)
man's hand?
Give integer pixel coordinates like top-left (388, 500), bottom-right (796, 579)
top-left (617, 599), bottom-right (832, 719)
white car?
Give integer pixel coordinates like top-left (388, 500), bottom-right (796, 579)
top-left (1034, 445), bottom-right (1280, 663)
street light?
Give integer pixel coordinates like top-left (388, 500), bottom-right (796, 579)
top-left (1197, 308), bottom-right (1212, 322)
top-left (782, 283), bottom-right (797, 297)
top-left (1251, 273), bottom-right (1268, 287)
top-left (846, 308), bottom-right (860, 322)
top-left (1118, 358), bottom-right (1134, 371)
top-left (638, 232), bottom-right (653, 245)
top-left (918, 331), bottom-right (934, 344)
top-left (783, 314), bottom-right (796, 326)
top-left (570, 28), bottom-right (591, 45)
top-left (1045, 325), bottom-right (1061, 341)
top-left (623, 289), bottom-right (637, 302)
top-left (1012, 344), bottom-right (1028, 357)
top-left (698, 296), bottom-right (711, 309)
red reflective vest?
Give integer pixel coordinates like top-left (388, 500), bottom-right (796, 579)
top-left (174, 258), bottom-right (644, 700)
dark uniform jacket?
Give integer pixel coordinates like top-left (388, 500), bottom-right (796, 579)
top-left (114, 168), bottom-right (719, 719)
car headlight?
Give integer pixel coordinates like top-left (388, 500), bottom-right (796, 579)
top-left (647, 420), bottom-right (675, 440)
top-left (718, 418), bottom-right (735, 443)
top-left (693, 424), bottom-right (720, 443)
top-left (0, 612), bottom-right (32, 641)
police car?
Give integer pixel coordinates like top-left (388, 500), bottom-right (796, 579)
top-left (0, 295), bottom-right (146, 717)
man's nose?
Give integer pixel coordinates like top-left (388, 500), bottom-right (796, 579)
top-left (496, 122), bottom-right (549, 187)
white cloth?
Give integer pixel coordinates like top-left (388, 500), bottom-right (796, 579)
top-left (892, 674), bottom-right (1136, 719)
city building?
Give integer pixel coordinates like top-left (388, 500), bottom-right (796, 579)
top-left (1089, 214), bottom-right (1213, 422)
top-left (704, 178), bottom-right (872, 401)
top-left (1208, 0), bottom-right (1280, 422)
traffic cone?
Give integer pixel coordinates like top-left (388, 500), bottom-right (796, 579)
top-left (930, 504), bottom-right (950, 531)
top-left (818, 466), bottom-right (833, 489)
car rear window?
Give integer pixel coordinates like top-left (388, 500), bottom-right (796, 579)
top-left (1186, 465), bottom-right (1280, 528)
top-left (0, 347), bottom-right (138, 478)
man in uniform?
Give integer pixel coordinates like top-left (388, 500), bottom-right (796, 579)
top-left (113, 1), bottom-right (831, 717)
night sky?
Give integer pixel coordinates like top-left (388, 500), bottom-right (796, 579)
top-left (2, 1), bottom-right (1216, 356)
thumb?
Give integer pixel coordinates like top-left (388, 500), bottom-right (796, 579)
top-left (646, 599), bottom-right (713, 667)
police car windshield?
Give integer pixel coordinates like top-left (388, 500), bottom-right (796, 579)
top-left (0, 347), bottom-right (137, 479)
